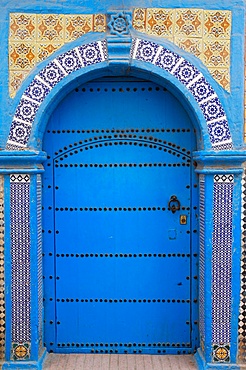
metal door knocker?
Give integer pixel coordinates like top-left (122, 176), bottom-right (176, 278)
top-left (168, 195), bottom-right (180, 213)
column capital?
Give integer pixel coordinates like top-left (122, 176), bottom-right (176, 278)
top-left (0, 151), bottom-right (46, 173)
top-left (194, 150), bottom-right (246, 174)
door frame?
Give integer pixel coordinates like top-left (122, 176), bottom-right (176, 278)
top-left (1, 32), bottom-right (244, 370)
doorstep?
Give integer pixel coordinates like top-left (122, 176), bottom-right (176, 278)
top-left (43, 353), bottom-right (197, 370)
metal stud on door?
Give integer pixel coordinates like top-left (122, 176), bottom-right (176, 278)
top-left (42, 78), bottom-right (199, 355)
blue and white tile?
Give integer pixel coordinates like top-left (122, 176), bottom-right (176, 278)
top-left (199, 97), bottom-right (226, 122)
top-left (23, 77), bottom-right (51, 104)
top-left (154, 47), bottom-right (182, 72)
top-left (15, 98), bottom-right (39, 124)
top-left (134, 39), bottom-right (160, 63)
top-left (130, 38), bottom-right (138, 59)
top-left (172, 60), bottom-right (200, 86)
top-left (188, 76), bottom-right (215, 103)
top-left (98, 39), bottom-right (108, 61)
top-left (212, 175), bottom-right (233, 346)
top-left (213, 142), bottom-right (233, 151)
top-left (214, 174), bottom-right (234, 183)
top-left (207, 119), bottom-right (231, 145)
top-left (77, 41), bottom-right (103, 66)
top-left (38, 61), bottom-right (66, 88)
top-left (56, 48), bottom-right (83, 74)
top-left (7, 120), bottom-right (32, 147)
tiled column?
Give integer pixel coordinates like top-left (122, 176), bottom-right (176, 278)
top-left (194, 153), bottom-right (244, 370)
top-left (1, 152), bottom-right (46, 369)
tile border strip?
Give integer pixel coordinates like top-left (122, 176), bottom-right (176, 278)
top-left (211, 174), bottom-right (234, 362)
top-left (6, 39), bottom-right (108, 150)
top-left (131, 38), bottom-right (233, 151)
top-left (10, 174), bottom-right (31, 360)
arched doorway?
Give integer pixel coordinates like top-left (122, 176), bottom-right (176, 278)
top-left (42, 76), bottom-right (199, 355)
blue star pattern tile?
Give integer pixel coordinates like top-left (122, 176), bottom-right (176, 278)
top-left (8, 120), bottom-right (32, 147)
top-left (15, 98), bottom-right (39, 124)
top-left (130, 38), bottom-right (233, 151)
top-left (155, 47), bottom-right (181, 72)
top-left (56, 49), bottom-right (83, 74)
top-left (207, 119), bottom-right (231, 145)
top-left (77, 41), bottom-right (104, 66)
top-left (188, 77), bottom-right (215, 103)
top-left (172, 60), bottom-right (200, 85)
top-left (199, 97), bottom-right (225, 122)
top-left (38, 61), bottom-right (66, 88)
top-left (6, 40), bottom-right (108, 149)
top-left (23, 77), bottom-right (51, 104)
top-left (134, 39), bottom-right (160, 63)
top-left (212, 174), bottom-right (233, 350)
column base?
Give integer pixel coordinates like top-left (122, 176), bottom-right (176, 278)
top-left (2, 349), bottom-right (47, 370)
top-left (195, 348), bottom-right (239, 370)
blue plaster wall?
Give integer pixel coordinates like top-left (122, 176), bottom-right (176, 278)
top-left (0, 0), bottom-right (245, 150)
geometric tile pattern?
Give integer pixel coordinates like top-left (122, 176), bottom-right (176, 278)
top-left (211, 174), bottom-right (234, 362)
top-left (0, 176), bottom-right (5, 360)
top-left (10, 174), bottom-right (31, 359)
top-left (12, 342), bottom-right (30, 361)
top-left (37, 175), bottom-right (43, 344)
top-left (199, 175), bottom-right (205, 346)
top-left (238, 172), bottom-right (246, 363)
top-left (245, 33), bottom-right (246, 142)
top-left (6, 39), bottom-right (108, 150)
top-left (132, 8), bottom-right (231, 91)
top-left (9, 13), bottom-right (107, 97)
top-left (131, 38), bottom-right (233, 151)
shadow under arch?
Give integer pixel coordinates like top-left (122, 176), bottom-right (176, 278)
top-left (5, 33), bottom-right (233, 152)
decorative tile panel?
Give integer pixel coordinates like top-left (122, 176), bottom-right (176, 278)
top-left (203, 11), bottom-right (231, 39)
top-left (37, 42), bottom-right (63, 63)
top-left (132, 8), bottom-right (232, 91)
top-left (6, 39), bottom-right (108, 150)
top-left (65, 15), bottom-right (93, 42)
top-left (10, 174), bottom-right (31, 359)
top-left (37, 14), bottom-right (64, 42)
top-left (9, 13), bottom-right (107, 98)
top-left (131, 38), bottom-right (233, 151)
top-left (238, 172), bottom-right (246, 362)
top-left (175, 9), bottom-right (203, 38)
top-left (146, 8), bottom-right (174, 38)
top-left (37, 175), bottom-right (43, 343)
top-left (0, 176), bottom-right (5, 360)
top-left (9, 13), bottom-right (36, 42)
top-left (9, 42), bottom-right (36, 70)
top-left (212, 174), bottom-right (234, 362)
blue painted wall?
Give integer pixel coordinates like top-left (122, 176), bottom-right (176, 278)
top-left (0, 0), bottom-right (245, 150)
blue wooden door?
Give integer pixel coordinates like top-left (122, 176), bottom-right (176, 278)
top-left (42, 78), bottom-right (199, 355)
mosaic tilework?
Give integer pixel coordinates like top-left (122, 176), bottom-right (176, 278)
top-left (6, 39), bottom-right (108, 150)
top-left (132, 8), bottom-right (231, 91)
top-left (131, 38), bottom-right (233, 151)
top-left (9, 13), bottom-right (107, 97)
top-left (37, 175), bottom-right (43, 344)
top-left (238, 173), bottom-right (246, 362)
top-left (212, 174), bottom-right (234, 362)
top-left (244, 31), bottom-right (246, 142)
top-left (0, 176), bottom-right (5, 360)
top-left (199, 175), bottom-right (205, 346)
top-left (10, 174), bottom-right (31, 359)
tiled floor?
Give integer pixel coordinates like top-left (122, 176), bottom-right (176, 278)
top-left (43, 354), bottom-right (198, 370)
